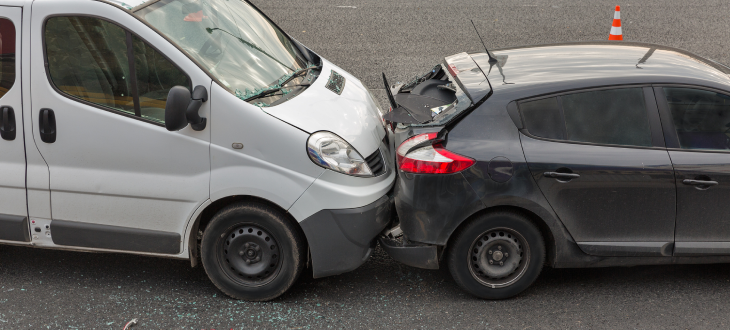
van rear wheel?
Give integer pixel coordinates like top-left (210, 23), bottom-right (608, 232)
top-left (447, 211), bottom-right (545, 299)
top-left (201, 202), bottom-right (306, 301)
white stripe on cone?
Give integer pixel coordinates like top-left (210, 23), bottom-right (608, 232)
top-left (614, 10), bottom-right (620, 19)
top-left (610, 26), bottom-right (622, 35)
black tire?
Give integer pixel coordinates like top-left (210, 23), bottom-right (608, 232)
top-left (201, 202), bottom-right (306, 301)
top-left (447, 211), bottom-right (545, 299)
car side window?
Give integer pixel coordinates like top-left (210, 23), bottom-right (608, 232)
top-left (519, 97), bottom-right (565, 140)
top-left (519, 88), bottom-right (652, 147)
top-left (664, 87), bottom-right (730, 151)
top-left (45, 16), bottom-right (190, 124)
top-left (562, 88), bottom-right (651, 147)
top-left (0, 17), bottom-right (16, 99)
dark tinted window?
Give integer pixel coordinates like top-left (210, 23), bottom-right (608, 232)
top-left (519, 97), bottom-right (565, 140)
top-left (46, 17), bottom-right (135, 114)
top-left (0, 18), bottom-right (15, 99)
top-left (562, 88), bottom-right (652, 147)
top-left (45, 17), bottom-right (190, 124)
top-left (665, 87), bottom-right (730, 150)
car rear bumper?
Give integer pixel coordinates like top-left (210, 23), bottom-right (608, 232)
top-left (378, 234), bottom-right (439, 269)
top-left (394, 171), bottom-right (486, 246)
top-left (299, 193), bottom-right (394, 278)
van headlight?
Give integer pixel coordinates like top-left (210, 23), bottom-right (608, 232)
top-left (307, 131), bottom-right (373, 177)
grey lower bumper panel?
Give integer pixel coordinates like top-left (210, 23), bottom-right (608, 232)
top-left (300, 194), bottom-right (393, 278)
top-left (0, 214), bottom-right (29, 242)
top-left (378, 236), bottom-right (439, 269)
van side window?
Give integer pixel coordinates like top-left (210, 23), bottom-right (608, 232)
top-left (132, 36), bottom-right (190, 124)
top-left (664, 87), bottom-right (730, 151)
top-left (45, 17), bottom-right (135, 114)
top-left (0, 17), bottom-right (15, 99)
top-left (45, 17), bottom-right (190, 124)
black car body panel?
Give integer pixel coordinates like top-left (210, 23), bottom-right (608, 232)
top-left (387, 41), bottom-right (730, 269)
top-left (395, 171), bottom-right (485, 245)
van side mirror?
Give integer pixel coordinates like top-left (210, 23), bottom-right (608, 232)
top-left (165, 85), bottom-right (208, 132)
top-left (165, 86), bottom-right (191, 131)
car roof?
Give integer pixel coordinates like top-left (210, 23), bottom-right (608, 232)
top-left (475, 41), bottom-right (730, 98)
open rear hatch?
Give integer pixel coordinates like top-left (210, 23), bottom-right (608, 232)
top-left (383, 52), bottom-right (493, 127)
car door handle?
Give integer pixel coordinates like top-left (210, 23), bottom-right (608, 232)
top-left (682, 179), bottom-right (718, 186)
top-left (39, 108), bottom-right (56, 143)
top-left (0, 106), bottom-right (15, 141)
top-left (544, 172), bottom-right (580, 180)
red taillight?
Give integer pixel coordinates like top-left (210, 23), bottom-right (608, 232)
top-left (396, 133), bottom-right (475, 174)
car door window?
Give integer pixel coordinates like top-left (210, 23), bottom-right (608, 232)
top-left (562, 88), bottom-right (651, 146)
top-left (664, 87), bottom-right (730, 151)
top-left (0, 17), bottom-right (15, 99)
top-left (519, 88), bottom-right (652, 147)
top-left (45, 16), bottom-right (190, 124)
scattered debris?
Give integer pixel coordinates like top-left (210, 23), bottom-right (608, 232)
top-left (122, 318), bottom-right (138, 330)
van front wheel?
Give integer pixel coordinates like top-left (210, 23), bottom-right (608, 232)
top-left (201, 202), bottom-right (306, 301)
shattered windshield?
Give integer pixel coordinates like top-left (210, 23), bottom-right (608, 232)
top-left (135, 0), bottom-right (316, 106)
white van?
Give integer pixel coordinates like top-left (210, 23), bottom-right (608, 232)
top-left (0, 0), bottom-right (394, 300)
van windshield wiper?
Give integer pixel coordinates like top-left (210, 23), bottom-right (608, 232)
top-left (244, 83), bottom-right (312, 102)
top-left (240, 65), bottom-right (321, 102)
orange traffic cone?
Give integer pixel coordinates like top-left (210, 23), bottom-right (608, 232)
top-left (609, 5), bottom-right (623, 40)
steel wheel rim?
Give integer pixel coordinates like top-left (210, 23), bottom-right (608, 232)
top-left (467, 227), bottom-right (530, 289)
top-left (217, 223), bottom-right (283, 287)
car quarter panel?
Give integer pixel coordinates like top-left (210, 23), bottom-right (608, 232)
top-left (445, 97), bottom-right (589, 266)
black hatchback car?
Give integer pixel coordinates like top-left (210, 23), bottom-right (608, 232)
top-left (379, 42), bottom-right (730, 299)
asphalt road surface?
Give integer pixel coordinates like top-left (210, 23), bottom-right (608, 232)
top-left (3, 0), bottom-right (730, 329)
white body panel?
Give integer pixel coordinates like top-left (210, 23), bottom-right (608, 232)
top-left (208, 83), bottom-right (324, 211)
top-left (262, 59), bottom-right (385, 156)
top-left (0, 5), bottom-right (26, 218)
top-left (29, 0), bottom-right (211, 241)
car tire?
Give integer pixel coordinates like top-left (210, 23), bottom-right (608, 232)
top-left (447, 211), bottom-right (545, 299)
top-left (201, 202), bottom-right (306, 301)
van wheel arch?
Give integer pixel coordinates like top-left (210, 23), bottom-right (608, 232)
top-left (189, 195), bottom-right (309, 268)
top-left (444, 206), bottom-right (556, 267)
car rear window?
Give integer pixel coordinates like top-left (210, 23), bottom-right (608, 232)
top-left (519, 87), bottom-right (652, 147)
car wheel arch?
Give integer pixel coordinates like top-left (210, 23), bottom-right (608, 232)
top-left (443, 205), bottom-right (557, 267)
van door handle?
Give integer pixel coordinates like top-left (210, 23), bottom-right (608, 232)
top-left (682, 179), bottom-right (718, 186)
top-left (544, 172), bottom-right (580, 180)
top-left (0, 106), bottom-right (15, 141)
top-left (39, 108), bottom-right (56, 143)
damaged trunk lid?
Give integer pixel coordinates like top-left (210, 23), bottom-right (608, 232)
top-left (384, 52), bottom-right (493, 127)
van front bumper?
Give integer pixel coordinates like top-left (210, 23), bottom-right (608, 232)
top-left (299, 193), bottom-right (393, 278)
